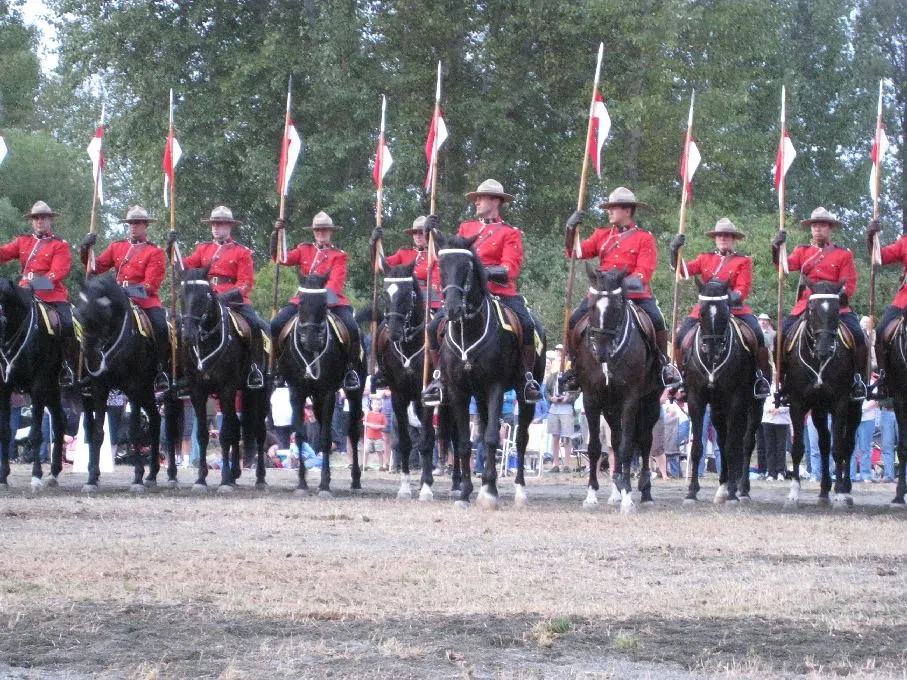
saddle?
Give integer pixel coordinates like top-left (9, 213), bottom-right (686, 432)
top-left (881, 316), bottom-right (903, 345)
top-left (783, 315), bottom-right (855, 353)
top-left (34, 300), bottom-right (60, 336)
top-left (130, 302), bottom-right (153, 340)
top-left (434, 300), bottom-right (543, 358)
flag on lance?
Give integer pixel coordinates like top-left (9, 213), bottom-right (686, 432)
top-left (163, 135), bottom-right (182, 208)
top-left (424, 108), bottom-right (448, 192)
top-left (277, 118), bottom-right (302, 197)
top-left (680, 93), bottom-right (700, 201)
top-left (0, 135), bottom-right (7, 166)
top-left (587, 89), bottom-right (611, 178)
top-left (774, 131), bottom-right (796, 193)
top-left (373, 94), bottom-right (393, 187)
top-left (870, 81), bottom-right (889, 204)
top-left (86, 105), bottom-right (106, 205)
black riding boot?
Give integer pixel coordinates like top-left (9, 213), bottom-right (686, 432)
top-left (59, 336), bottom-right (78, 387)
top-left (246, 331), bottom-right (265, 390)
top-left (869, 337), bottom-right (888, 399)
top-left (754, 346), bottom-right (772, 399)
top-left (521, 344), bottom-right (542, 404)
top-left (851, 344), bottom-right (869, 401)
top-left (343, 334), bottom-right (362, 392)
top-left (421, 349), bottom-right (443, 406)
top-left (655, 330), bottom-right (682, 388)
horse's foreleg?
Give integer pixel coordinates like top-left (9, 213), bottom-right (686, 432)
top-left (191, 392), bottom-right (210, 489)
top-left (218, 390), bottom-right (239, 489)
top-left (289, 389), bottom-right (309, 492)
top-left (128, 401), bottom-right (145, 488)
top-left (452, 402), bottom-right (473, 504)
top-left (164, 395), bottom-right (181, 484)
top-left (711, 407), bottom-right (734, 503)
top-left (391, 394), bottom-right (413, 499)
top-left (144, 394), bottom-right (162, 486)
top-left (893, 398), bottom-right (907, 505)
top-left (584, 405), bottom-right (603, 509)
top-left (348, 391), bottom-right (363, 491)
top-left (513, 400), bottom-right (532, 506)
top-left (637, 394), bottom-right (659, 504)
top-left (685, 397), bottom-right (705, 502)
top-left (616, 401), bottom-right (639, 514)
top-left (252, 393), bottom-right (267, 487)
top-left (316, 395), bottom-right (336, 494)
top-left (417, 403), bottom-right (436, 500)
top-left (814, 411), bottom-right (833, 501)
top-left (739, 400), bottom-right (761, 499)
top-left (479, 386), bottom-right (503, 507)
top-left (26, 396), bottom-right (45, 484)
top-left (87, 395), bottom-right (107, 489)
top-left (0, 391), bottom-right (12, 486)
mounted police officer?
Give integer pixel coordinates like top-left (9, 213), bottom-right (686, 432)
top-left (562, 187), bottom-right (681, 388)
top-left (0, 201), bottom-right (75, 384)
top-left (271, 211), bottom-right (362, 392)
top-left (421, 179), bottom-right (542, 406)
top-left (772, 206), bottom-right (867, 401)
top-left (369, 215), bottom-right (442, 387)
top-left (167, 206), bottom-right (269, 389)
top-left (670, 218), bottom-right (772, 399)
top-left (81, 206), bottom-right (170, 390)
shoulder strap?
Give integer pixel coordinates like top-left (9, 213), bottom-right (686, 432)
top-left (599, 227), bottom-right (638, 258)
top-left (116, 242), bottom-right (148, 277)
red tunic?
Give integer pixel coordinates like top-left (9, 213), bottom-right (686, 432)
top-left (385, 246), bottom-right (441, 309)
top-left (91, 239), bottom-right (166, 310)
top-left (280, 243), bottom-right (349, 307)
top-left (455, 219), bottom-right (522, 297)
top-left (570, 224), bottom-right (656, 299)
top-left (786, 243), bottom-right (857, 315)
top-left (0, 234), bottom-right (71, 303)
top-left (182, 240), bottom-right (255, 303)
top-left (684, 251), bottom-right (753, 318)
top-left (879, 236), bottom-right (907, 309)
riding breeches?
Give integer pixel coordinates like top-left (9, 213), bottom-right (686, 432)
top-left (498, 295), bottom-right (535, 346)
top-left (782, 310), bottom-right (865, 346)
top-left (876, 305), bottom-right (903, 337)
top-left (570, 295), bottom-right (666, 333)
top-left (230, 302), bottom-right (270, 335)
top-left (144, 305), bottom-right (170, 355)
top-left (51, 301), bottom-right (74, 339)
top-left (271, 304), bottom-right (297, 339)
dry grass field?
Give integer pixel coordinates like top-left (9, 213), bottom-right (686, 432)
top-left (2, 460), bottom-right (907, 679)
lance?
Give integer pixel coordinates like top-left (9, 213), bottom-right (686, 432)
top-left (560, 42), bottom-right (604, 375)
top-left (370, 94), bottom-right (388, 379)
top-left (868, 79), bottom-right (885, 383)
top-left (669, 90), bottom-right (696, 359)
top-left (166, 88), bottom-right (179, 386)
top-left (79, 103), bottom-right (105, 381)
top-left (774, 86), bottom-right (790, 403)
top-left (271, 77), bottom-right (294, 374)
top-left (422, 61), bottom-right (442, 389)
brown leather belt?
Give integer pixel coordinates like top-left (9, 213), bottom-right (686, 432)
top-left (210, 276), bottom-right (236, 285)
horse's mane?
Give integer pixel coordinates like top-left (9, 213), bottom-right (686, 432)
top-left (811, 281), bottom-right (842, 296)
top-left (0, 277), bottom-right (33, 309)
top-left (299, 272), bottom-right (329, 290)
top-left (440, 235), bottom-right (489, 295)
top-left (701, 278), bottom-right (729, 298)
top-left (183, 267), bottom-right (210, 283)
top-left (85, 272), bottom-right (128, 306)
top-left (593, 268), bottom-right (626, 293)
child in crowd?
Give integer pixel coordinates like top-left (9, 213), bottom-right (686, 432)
top-left (362, 398), bottom-right (388, 472)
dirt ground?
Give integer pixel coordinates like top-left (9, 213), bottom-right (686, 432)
top-left (1, 459), bottom-right (907, 680)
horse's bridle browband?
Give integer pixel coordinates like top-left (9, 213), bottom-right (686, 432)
top-left (297, 287), bottom-right (327, 295)
top-left (182, 281), bottom-right (231, 370)
top-left (437, 248), bottom-right (474, 257)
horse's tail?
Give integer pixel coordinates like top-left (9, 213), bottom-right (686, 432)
top-left (355, 305), bottom-right (383, 327)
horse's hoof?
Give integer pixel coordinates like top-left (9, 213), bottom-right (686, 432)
top-left (476, 487), bottom-right (499, 510)
top-left (514, 485), bottom-right (528, 509)
top-left (583, 499), bottom-right (599, 511)
top-left (640, 499), bottom-right (655, 507)
top-left (418, 486), bottom-right (434, 503)
top-left (725, 498), bottom-right (740, 506)
top-left (620, 501), bottom-right (638, 515)
top-left (453, 500), bottom-right (470, 510)
top-left (191, 483), bottom-right (208, 494)
top-left (349, 487), bottom-right (364, 495)
top-left (143, 479), bottom-right (157, 488)
top-left (45, 476), bottom-right (59, 488)
top-left (713, 495), bottom-right (726, 505)
top-left (739, 495), bottom-right (751, 504)
top-left (0, 482), bottom-right (8, 491)
top-left (783, 500), bottom-right (799, 510)
top-left (255, 481), bottom-right (268, 491)
top-left (816, 496), bottom-right (831, 507)
top-left (607, 488), bottom-right (621, 506)
top-left (167, 480), bottom-right (179, 489)
top-left (30, 477), bottom-right (43, 492)
top-left (682, 497), bottom-right (698, 505)
top-left (396, 489), bottom-right (413, 500)
top-left (81, 484), bottom-right (98, 494)
top-left (294, 488), bottom-right (310, 497)
top-left (217, 485), bottom-right (234, 495)
top-left (833, 495), bottom-right (854, 510)
top-left (890, 499), bottom-right (907, 509)
top-left (318, 490), bottom-right (333, 499)
top-left (129, 483), bottom-right (146, 494)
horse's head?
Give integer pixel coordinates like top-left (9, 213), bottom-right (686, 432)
top-left (383, 262), bottom-right (422, 342)
top-left (438, 234), bottom-right (485, 321)
top-left (0, 278), bottom-right (29, 341)
top-left (180, 267), bottom-right (215, 346)
top-left (806, 281), bottom-right (843, 361)
top-left (586, 265), bottom-right (628, 361)
top-left (296, 272), bottom-right (330, 352)
top-left (696, 277), bottom-right (732, 356)
top-left (77, 274), bottom-right (127, 346)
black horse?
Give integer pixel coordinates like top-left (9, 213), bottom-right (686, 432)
top-left (180, 267), bottom-right (268, 492)
top-left (434, 235), bottom-right (545, 509)
top-left (0, 278), bottom-right (66, 490)
top-left (871, 308), bottom-right (907, 506)
top-left (781, 281), bottom-right (861, 508)
top-left (678, 278), bottom-right (762, 504)
top-left (373, 262), bottom-right (458, 500)
top-left (570, 266), bottom-right (661, 513)
top-left (275, 272), bottom-right (363, 496)
top-left (76, 274), bottom-right (176, 491)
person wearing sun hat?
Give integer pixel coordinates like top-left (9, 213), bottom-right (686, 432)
top-left (271, 211), bottom-right (362, 392)
top-left (81, 206), bottom-right (170, 389)
top-left (669, 217), bottom-right (771, 398)
top-left (369, 215), bottom-right (442, 387)
top-left (420, 179), bottom-right (543, 406)
top-left (772, 206), bottom-right (867, 400)
top-left (169, 205), bottom-right (268, 389)
top-left (561, 186), bottom-right (681, 388)
top-left (863, 216), bottom-right (907, 398)
top-left (0, 201), bottom-right (77, 383)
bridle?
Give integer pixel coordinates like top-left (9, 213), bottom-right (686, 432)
top-left (181, 279), bottom-right (231, 370)
top-left (383, 276), bottom-right (425, 368)
top-left (693, 293), bottom-right (733, 385)
top-left (586, 284), bottom-right (632, 384)
top-left (438, 249), bottom-right (482, 320)
top-left (292, 286), bottom-right (331, 379)
top-left (797, 292), bottom-right (841, 386)
top-left (0, 296), bottom-right (37, 382)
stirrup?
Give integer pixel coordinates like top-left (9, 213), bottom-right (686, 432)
top-left (342, 369), bottom-right (361, 392)
top-left (59, 361), bottom-right (75, 387)
top-left (154, 368), bottom-right (171, 393)
top-left (850, 374), bottom-right (867, 402)
top-left (754, 371), bottom-right (771, 399)
top-left (523, 372), bottom-right (542, 404)
top-left (246, 362), bottom-right (265, 390)
top-left (421, 370), bottom-right (443, 407)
